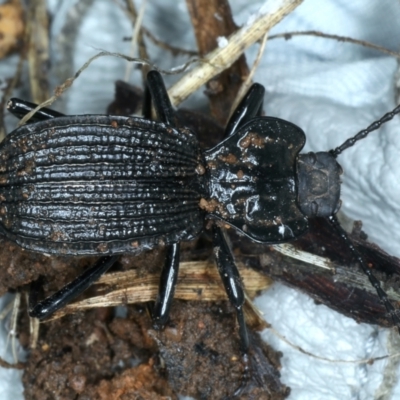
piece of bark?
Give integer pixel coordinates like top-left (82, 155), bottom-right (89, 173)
top-left (241, 217), bottom-right (400, 328)
top-left (186, 0), bottom-right (250, 125)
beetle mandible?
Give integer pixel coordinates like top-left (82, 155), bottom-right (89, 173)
top-left (3, 70), bottom-right (400, 390)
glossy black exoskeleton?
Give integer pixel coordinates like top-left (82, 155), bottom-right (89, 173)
top-left (4, 71), bottom-right (400, 395)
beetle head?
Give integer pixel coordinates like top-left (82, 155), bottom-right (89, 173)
top-left (296, 151), bottom-right (343, 217)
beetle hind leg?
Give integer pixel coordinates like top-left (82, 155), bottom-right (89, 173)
top-left (29, 255), bottom-right (119, 320)
top-left (7, 98), bottom-right (64, 122)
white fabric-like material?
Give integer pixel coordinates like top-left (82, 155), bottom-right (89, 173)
top-left (1, 0), bottom-right (400, 399)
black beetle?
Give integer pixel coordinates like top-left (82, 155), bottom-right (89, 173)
top-left (3, 70), bottom-right (400, 394)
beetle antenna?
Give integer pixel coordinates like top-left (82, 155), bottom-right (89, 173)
top-left (330, 103), bottom-right (400, 157)
top-left (327, 214), bottom-right (400, 333)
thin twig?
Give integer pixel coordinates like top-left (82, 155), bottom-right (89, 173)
top-left (26, 0), bottom-right (50, 103)
top-left (2, 294), bottom-right (22, 365)
top-left (142, 27), bottom-right (198, 56)
top-left (124, 0), bottom-right (148, 81)
top-left (17, 51), bottom-right (202, 126)
top-left (27, 292), bottom-right (40, 349)
top-left (123, 28), bottom-right (198, 57)
top-left (0, 299), bottom-right (15, 320)
top-left (269, 324), bottom-right (399, 364)
top-left (269, 30), bottom-right (400, 58)
top-left (228, 31), bottom-right (269, 119)
top-left (167, 0), bottom-right (304, 106)
top-left (45, 261), bottom-right (271, 321)
top-left (118, 0), bottom-right (197, 57)
top-left (123, 0), bottom-right (151, 81)
top-left (0, 357), bottom-right (25, 370)
top-left (0, 45), bottom-right (25, 141)
top-left (10, 293), bottom-right (20, 363)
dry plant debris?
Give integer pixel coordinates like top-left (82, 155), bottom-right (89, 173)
top-left (0, 0), bottom-right (24, 59)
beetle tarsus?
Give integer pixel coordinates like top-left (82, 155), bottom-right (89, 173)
top-left (233, 353), bottom-right (250, 397)
top-left (212, 225), bottom-right (251, 395)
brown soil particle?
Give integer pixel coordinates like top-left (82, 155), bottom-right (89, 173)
top-left (151, 301), bottom-right (289, 400)
top-left (1, 215), bottom-right (286, 398)
top-left (91, 360), bottom-right (176, 400)
top-left (22, 306), bottom-right (175, 400)
top-left (21, 297), bottom-right (288, 399)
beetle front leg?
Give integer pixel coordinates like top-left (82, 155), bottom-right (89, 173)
top-left (215, 81), bottom-right (265, 350)
top-left (29, 255), bottom-right (119, 320)
top-left (152, 243), bottom-right (180, 328)
top-left (143, 70), bottom-right (183, 327)
top-left (212, 81), bottom-right (264, 359)
top-left (212, 225), bottom-right (250, 394)
top-left (224, 83), bottom-right (265, 138)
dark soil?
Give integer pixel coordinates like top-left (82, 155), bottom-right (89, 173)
top-left (5, 234), bottom-right (287, 399)
top-left (22, 305), bottom-right (176, 399)
top-left (21, 299), bottom-right (288, 400)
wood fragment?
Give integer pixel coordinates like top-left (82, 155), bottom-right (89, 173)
top-left (123, 0), bottom-right (150, 82)
top-left (168, 0), bottom-right (304, 106)
top-left (26, 0), bottom-right (50, 102)
top-left (47, 261), bottom-right (272, 321)
top-left (186, 0), bottom-right (250, 125)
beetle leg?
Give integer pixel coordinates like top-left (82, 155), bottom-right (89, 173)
top-left (152, 243), bottom-right (180, 327)
top-left (6, 98), bottom-right (64, 122)
top-left (29, 255), bottom-right (119, 320)
top-left (142, 70), bottom-right (182, 327)
top-left (142, 75), bottom-right (153, 120)
top-left (328, 215), bottom-right (400, 333)
top-left (224, 83), bottom-right (265, 138)
top-left (211, 82), bottom-right (264, 350)
top-left (207, 81), bottom-right (265, 394)
top-left (144, 70), bottom-right (175, 125)
top-left (212, 225), bottom-right (249, 394)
